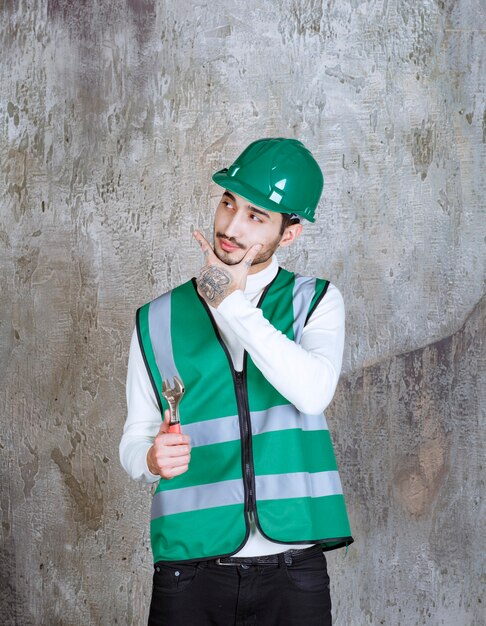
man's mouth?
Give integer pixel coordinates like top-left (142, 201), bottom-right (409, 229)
top-left (218, 236), bottom-right (244, 253)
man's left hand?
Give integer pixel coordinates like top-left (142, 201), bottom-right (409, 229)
top-left (193, 231), bottom-right (262, 307)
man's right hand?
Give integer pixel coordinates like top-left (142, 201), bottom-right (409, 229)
top-left (147, 409), bottom-right (191, 479)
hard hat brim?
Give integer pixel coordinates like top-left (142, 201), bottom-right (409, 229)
top-left (212, 169), bottom-right (316, 223)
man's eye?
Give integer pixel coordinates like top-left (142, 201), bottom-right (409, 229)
top-left (222, 201), bottom-right (233, 209)
top-left (249, 214), bottom-right (262, 222)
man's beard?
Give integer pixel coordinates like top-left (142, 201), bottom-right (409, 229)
top-left (214, 232), bottom-right (282, 267)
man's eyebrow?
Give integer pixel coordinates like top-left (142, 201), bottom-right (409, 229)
top-left (248, 205), bottom-right (270, 218)
top-left (223, 191), bottom-right (270, 219)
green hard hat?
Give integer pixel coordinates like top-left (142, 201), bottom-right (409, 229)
top-left (212, 138), bottom-right (324, 222)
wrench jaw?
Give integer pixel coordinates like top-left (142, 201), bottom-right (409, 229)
top-left (161, 376), bottom-right (185, 428)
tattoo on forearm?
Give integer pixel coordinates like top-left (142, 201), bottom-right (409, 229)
top-left (197, 266), bottom-right (232, 305)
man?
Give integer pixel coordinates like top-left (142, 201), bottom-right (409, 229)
top-left (120, 138), bottom-right (353, 626)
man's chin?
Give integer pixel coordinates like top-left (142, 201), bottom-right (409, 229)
top-left (214, 247), bottom-right (245, 266)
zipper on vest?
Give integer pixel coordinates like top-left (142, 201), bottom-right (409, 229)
top-left (235, 368), bottom-right (256, 514)
top-left (191, 275), bottom-right (279, 537)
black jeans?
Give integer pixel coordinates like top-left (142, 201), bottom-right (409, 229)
top-left (148, 546), bottom-right (332, 625)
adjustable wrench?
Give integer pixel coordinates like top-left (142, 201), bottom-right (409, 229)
top-left (161, 376), bottom-right (185, 434)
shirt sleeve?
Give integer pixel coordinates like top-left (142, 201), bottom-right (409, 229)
top-left (215, 283), bottom-right (345, 415)
top-left (119, 328), bottom-right (162, 483)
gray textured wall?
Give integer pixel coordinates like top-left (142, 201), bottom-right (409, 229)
top-left (1, 0), bottom-right (485, 624)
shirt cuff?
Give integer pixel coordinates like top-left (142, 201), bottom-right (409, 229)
top-left (146, 467), bottom-right (161, 483)
top-left (144, 447), bottom-right (162, 483)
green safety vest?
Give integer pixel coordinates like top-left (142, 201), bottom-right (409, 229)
top-left (136, 267), bottom-right (353, 563)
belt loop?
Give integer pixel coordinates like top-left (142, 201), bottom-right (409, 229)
top-left (284, 550), bottom-right (293, 566)
top-left (277, 551), bottom-right (286, 568)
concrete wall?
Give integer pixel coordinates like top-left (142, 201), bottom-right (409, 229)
top-left (1, 0), bottom-right (484, 624)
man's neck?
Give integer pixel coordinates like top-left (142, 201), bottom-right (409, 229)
top-left (248, 256), bottom-right (273, 275)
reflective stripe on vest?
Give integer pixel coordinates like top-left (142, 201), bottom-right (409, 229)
top-left (255, 470), bottom-right (343, 501)
top-left (181, 405), bottom-right (328, 449)
top-left (148, 291), bottom-right (182, 388)
top-left (151, 470), bottom-right (342, 519)
top-left (151, 478), bottom-right (245, 517)
top-left (292, 275), bottom-right (316, 343)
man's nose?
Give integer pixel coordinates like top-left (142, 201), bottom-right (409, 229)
top-left (224, 211), bottom-right (244, 238)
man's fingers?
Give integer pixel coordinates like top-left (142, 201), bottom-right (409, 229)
top-left (158, 409), bottom-right (171, 433)
top-left (151, 411), bottom-right (191, 478)
top-left (159, 410), bottom-right (190, 443)
top-left (165, 454), bottom-right (191, 468)
top-left (164, 464), bottom-right (190, 479)
top-left (241, 243), bottom-right (263, 269)
top-left (160, 442), bottom-right (191, 457)
top-left (156, 431), bottom-right (190, 446)
top-left (193, 230), bottom-right (216, 262)
top-left (156, 452), bottom-right (191, 477)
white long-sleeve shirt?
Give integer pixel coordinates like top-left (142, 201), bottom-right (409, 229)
top-left (120, 256), bottom-right (345, 556)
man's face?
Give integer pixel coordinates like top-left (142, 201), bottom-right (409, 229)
top-left (213, 191), bottom-right (301, 273)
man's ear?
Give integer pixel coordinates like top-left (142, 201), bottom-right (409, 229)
top-left (279, 223), bottom-right (303, 248)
